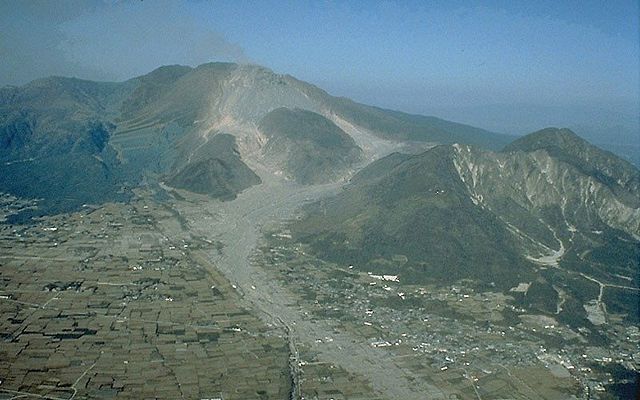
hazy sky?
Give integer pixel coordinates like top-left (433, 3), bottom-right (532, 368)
top-left (1, 0), bottom-right (638, 140)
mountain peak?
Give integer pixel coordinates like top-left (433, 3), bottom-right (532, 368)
top-left (502, 127), bottom-right (636, 174)
top-left (503, 127), bottom-right (639, 205)
top-left (502, 127), bottom-right (584, 154)
top-left (137, 64), bottom-right (193, 82)
top-left (193, 62), bottom-right (276, 77)
top-left (194, 61), bottom-right (239, 71)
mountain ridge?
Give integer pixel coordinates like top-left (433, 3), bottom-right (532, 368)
top-left (0, 61), bottom-right (521, 218)
top-left (2, 62), bottom-right (637, 233)
top-left (289, 136), bottom-right (639, 328)
top-left (503, 127), bottom-right (640, 205)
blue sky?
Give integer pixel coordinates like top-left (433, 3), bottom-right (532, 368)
top-left (1, 0), bottom-right (638, 141)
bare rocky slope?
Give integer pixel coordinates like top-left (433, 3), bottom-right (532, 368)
top-left (0, 62), bottom-right (513, 219)
top-left (258, 107), bottom-right (363, 184)
top-left (2, 62), bottom-right (637, 327)
top-left (166, 133), bottom-right (261, 200)
top-left (291, 128), bottom-right (639, 329)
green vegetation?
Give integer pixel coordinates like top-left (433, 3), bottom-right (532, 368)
top-left (327, 97), bottom-right (515, 150)
top-left (293, 145), bottom-right (532, 289)
top-left (167, 134), bottom-right (260, 200)
top-left (503, 128), bottom-right (640, 207)
top-left (0, 62), bottom-right (521, 216)
top-left (290, 132), bottom-right (639, 338)
top-left (259, 107), bottom-right (363, 184)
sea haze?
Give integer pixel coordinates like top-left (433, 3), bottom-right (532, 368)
top-left (0, 2), bottom-right (638, 399)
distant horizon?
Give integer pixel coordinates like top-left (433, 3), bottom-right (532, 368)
top-left (2, 0), bottom-right (638, 146)
top-left (7, 59), bottom-right (638, 151)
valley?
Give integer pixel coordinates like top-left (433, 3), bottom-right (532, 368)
top-left (1, 161), bottom-right (637, 399)
top-left (0, 62), bottom-right (638, 399)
